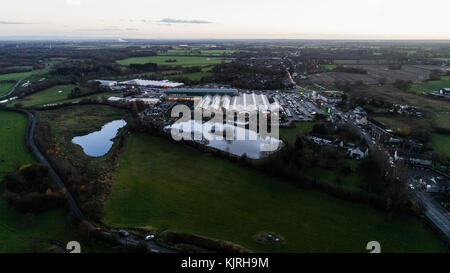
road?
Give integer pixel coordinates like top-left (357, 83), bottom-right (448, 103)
top-left (415, 191), bottom-right (450, 238)
top-left (22, 109), bottom-right (86, 220)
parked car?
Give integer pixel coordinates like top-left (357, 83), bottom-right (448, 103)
top-left (145, 234), bottom-right (156, 241)
top-left (118, 230), bottom-right (130, 237)
top-left (408, 184), bottom-right (415, 190)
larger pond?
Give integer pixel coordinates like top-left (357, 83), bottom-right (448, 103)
top-left (165, 120), bottom-right (283, 159)
top-left (72, 119), bottom-right (127, 157)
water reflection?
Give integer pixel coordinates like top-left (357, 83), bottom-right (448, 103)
top-left (72, 120), bottom-right (127, 157)
top-left (165, 120), bottom-right (282, 159)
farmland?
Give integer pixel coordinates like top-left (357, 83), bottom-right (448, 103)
top-left (117, 56), bottom-right (226, 67)
top-left (103, 134), bottom-right (447, 253)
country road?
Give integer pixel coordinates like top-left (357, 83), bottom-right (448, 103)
top-left (415, 191), bottom-right (450, 238)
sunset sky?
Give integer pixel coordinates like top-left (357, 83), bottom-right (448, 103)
top-left (1, 0), bottom-right (449, 39)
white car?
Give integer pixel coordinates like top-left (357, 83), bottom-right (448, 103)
top-left (145, 234), bottom-right (156, 241)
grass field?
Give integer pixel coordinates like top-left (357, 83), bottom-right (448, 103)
top-left (322, 64), bottom-right (337, 70)
top-left (0, 71), bottom-right (36, 82)
top-left (11, 85), bottom-right (115, 107)
top-left (0, 82), bottom-right (15, 97)
top-left (0, 111), bottom-right (107, 253)
top-left (11, 85), bottom-right (76, 107)
top-left (103, 134), bottom-right (447, 253)
top-left (279, 121), bottom-right (317, 145)
top-left (171, 68), bottom-right (214, 81)
top-left (432, 134), bottom-right (450, 158)
top-left (117, 56), bottom-right (226, 67)
top-left (410, 76), bottom-right (450, 93)
top-left (158, 49), bottom-right (237, 56)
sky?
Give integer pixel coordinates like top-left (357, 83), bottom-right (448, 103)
top-left (0, 0), bottom-right (449, 39)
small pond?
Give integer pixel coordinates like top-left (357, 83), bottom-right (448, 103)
top-left (72, 119), bottom-right (127, 157)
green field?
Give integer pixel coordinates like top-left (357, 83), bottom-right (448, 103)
top-left (0, 111), bottom-right (106, 252)
top-left (11, 85), bottom-right (115, 107)
top-left (432, 134), bottom-right (450, 158)
top-left (158, 49), bottom-right (237, 56)
top-left (103, 134), bottom-right (447, 253)
top-left (117, 56), bottom-right (226, 67)
top-left (322, 64), bottom-right (337, 70)
top-left (171, 68), bottom-right (214, 81)
top-left (410, 76), bottom-right (450, 93)
top-left (0, 71), bottom-right (36, 82)
top-left (0, 82), bottom-right (15, 97)
top-left (11, 85), bottom-right (76, 107)
top-left (279, 121), bottom-right (317, 145)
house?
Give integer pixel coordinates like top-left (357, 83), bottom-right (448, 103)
top-left (348, 146), bottom-right (369, 160)
top-left (306, 136), bottom-right (333, 146)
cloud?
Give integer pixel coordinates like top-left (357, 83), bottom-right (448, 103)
top-left (0, 21), bottom-right (29, 24)
top-left (159, 18), bottom-right (213, 24)
top-left (66, 0), bottom-right (81, 6)
top-left (76, 28), bottom-right (122, 32)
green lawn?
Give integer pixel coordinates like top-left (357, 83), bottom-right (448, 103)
top-left (432, 134), bottom-right (450, 158)
top-left (11, 85), bottom-right (115, 107)
top-left (279, 121), bottom-right (317, 145)
top-left (117, 56), bottom-right (226, 67)
top-left (103, 134), bottom-right (447, 253)
top-left (0, 111), bottom-right (106, 252)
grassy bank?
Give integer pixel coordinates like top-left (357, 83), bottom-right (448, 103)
top-left (104, 134), bottom-right (447, 253)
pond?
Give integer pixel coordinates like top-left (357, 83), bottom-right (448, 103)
top-left (165, 120), bottom-right (283, 159)
top-left (72, 119), bottom-right (127, 157)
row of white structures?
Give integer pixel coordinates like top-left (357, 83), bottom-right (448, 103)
top-left (95, 79), bottom-right (184, 88)
top-left (195, 93), bottom-right (282, 114)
